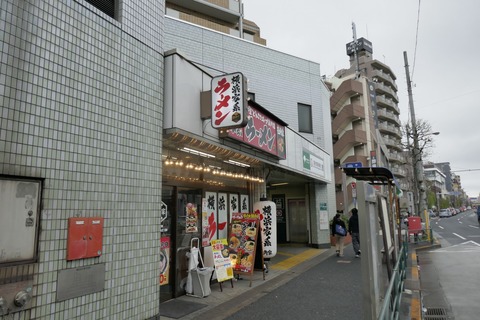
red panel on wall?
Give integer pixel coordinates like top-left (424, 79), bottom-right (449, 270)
top-left (86, 218), bottom-right (104, 258)
top-left (67, 218), bottom-right (88, 260)
top-left (67, 217), bottom-right (104, 260)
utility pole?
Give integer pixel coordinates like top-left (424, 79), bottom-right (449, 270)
top-left (404, 51), bottom-right (427, 222)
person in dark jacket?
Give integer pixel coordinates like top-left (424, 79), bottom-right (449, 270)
top-left (331, 213), bottom-right (347, 257)
top-left (348, 208), bottom-right (361, 258)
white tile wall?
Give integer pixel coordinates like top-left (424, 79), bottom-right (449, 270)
top-left (0, 0), bottom-right (164, 319)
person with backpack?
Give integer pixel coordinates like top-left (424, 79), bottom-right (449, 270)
top-left (331, 213), bottom-right (347, 257)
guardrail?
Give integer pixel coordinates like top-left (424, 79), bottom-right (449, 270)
top-left (378, 240), bottom-right (408, 320)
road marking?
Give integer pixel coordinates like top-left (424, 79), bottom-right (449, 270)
top-left (469, 225), bottom-right (480, 229)
top-left (453, 233), bottom-right (466, 240)
top-left (438, 226), bottom-right (444, 230)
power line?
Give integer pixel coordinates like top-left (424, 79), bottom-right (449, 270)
top-left (411, 0), bottom-right (421, 81)
top-left (452, 169), bottom-right (480, 173)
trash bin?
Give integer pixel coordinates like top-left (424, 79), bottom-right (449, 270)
top-left (191, 267), bottom-right (213, 297)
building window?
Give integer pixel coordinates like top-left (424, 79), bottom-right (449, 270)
top-left (247, 92), bottom-right (255, 102)
top-left (85, 0), bottom-right (115, 19)
top-left (298, 103), bottom-right (312, 133)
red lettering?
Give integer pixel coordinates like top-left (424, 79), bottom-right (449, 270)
top-left (214, 95), bottom-right (231, 111)
top-left (214, 78), bottom-right (230, 94)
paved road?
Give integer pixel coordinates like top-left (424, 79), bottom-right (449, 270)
top-left (226, 249), bottom-right (364, 320)
top-left (420, 210), bottom-right (480, 320)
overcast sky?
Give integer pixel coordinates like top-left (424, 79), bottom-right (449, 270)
top-left (242, 0), bottom-right (480, 199)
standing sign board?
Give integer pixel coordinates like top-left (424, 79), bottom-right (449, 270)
top-left (210, 239), bottom-right (234, 283)
top-left (228, 212), bottom-right (264, 286)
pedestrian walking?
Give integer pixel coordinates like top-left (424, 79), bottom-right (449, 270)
top-left (331, 213), bottom-right (347, 257)
top-left (348, 208), bottom-right (361, 258)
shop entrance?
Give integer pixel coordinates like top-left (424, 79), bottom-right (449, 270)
top-left (287, 199), bottom-right (308, 243)
top-left (160, 186), bottom-right (202, 302)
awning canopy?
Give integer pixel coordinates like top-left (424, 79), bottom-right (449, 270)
top-left (342, 167), bottom-right (396, 185)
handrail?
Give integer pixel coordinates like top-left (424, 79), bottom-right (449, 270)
top-left (378, 240), bottom-right (408, 320)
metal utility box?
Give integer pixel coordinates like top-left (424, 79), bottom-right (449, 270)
top-left (67, 217), bottom-right (104, 260)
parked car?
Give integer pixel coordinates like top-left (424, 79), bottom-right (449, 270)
top-left (439, 209), bottom-right (452, 218)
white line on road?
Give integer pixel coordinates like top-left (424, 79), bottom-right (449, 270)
top-left (438, 226), bottom-right (444, 230)
top-left (453, 233), bottom-right (466, 240)
top-left (469, 225), bottom-right (480, 229)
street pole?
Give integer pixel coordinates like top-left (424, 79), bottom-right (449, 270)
top-left (403, 51), bottom-right (427, 223)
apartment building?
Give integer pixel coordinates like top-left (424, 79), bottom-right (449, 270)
top-left (328, 38), bottom-right (404, 213)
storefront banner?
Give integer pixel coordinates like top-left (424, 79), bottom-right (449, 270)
top-left (205, 192), bottom-right (218, 241)
top-left (240, 194), bottom-right (249, 213)
top-left (185, 203), bottom-right (198, 233)
top-left (210, 239), bottom-right (234, 282)
top-left (229, 193), bottom-right (239, 216)
top-left (253, 200), bottom-right (277, 258)
top-left (217, 193), bottom-right (228, 239)
top-left (224, 103), bottom-right (286, 159)
top-left (228, 212), bottom-right (260, 273)
top-left (160, 237), bottom-right (170, 285)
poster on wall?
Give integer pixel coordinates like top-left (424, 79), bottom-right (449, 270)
top-left (210, 239), bottom-right (234, 283)
top-left (240, 194), bottom-right (249, 213)
top-left (160, 236), bottom-right (170, 285)
top-left (201, 199), bottom-right (210, 246)
top-left (185, 203), bottom-right (198, 233)
top-left (205, 192), bottom-right (218, 242)
top-left (319, 203), bottom-right (329, 230)
top-left (217, 193), bottom-right (228, 239)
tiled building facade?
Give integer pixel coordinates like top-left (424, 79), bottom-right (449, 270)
top-left (1, 1), bottom-right (164, 319)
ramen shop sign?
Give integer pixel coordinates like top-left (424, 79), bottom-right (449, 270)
top-left (211, 72), bottom-right (248, 129)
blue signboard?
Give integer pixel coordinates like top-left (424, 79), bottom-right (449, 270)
top-left (343, 162), bottom-right (363, 168)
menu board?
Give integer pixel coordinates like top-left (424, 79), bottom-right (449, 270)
top-left (210, 239), bottom-right (234, 282)
top-left (228, 212), bottom-right (261, 275)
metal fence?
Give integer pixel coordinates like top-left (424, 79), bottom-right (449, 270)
top-left (378, 239), bottom-right (409, 320)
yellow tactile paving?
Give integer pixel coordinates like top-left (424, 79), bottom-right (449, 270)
top-left (410, 252), bottom-right (421, 320)
top-left (270, 249), bottom-right (325, 270)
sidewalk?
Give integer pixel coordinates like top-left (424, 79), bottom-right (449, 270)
top-left (159, 244), bottom-right (332, 320)
top-left (160, 240), bottom-right (439, 320)
top-left (400, 234), bottom-right (442, 320)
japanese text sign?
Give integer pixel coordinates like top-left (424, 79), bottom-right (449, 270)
top-left (211, 72), bottom-right (248, 129)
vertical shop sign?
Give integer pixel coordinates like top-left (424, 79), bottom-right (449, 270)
top-left (253, 200), bottom-right (277, 258)
top-left (211, 72), bottom-right (248, 129)
top-left (217, 193), bottom-right (228, 239)
top-left (229, 193), bottom-right (239, 215)
top-left (160, 237), bottom-right (170, 285)
top-left (205, 192), bottom-right (218, 241)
